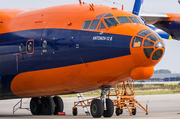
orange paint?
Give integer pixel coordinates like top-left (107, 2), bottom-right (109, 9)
top-left (0, 4), bottom-right (164, 98)
top-left (0, 4), bottom-right (143, 35)
top-left (165, 13), bottom-right (180, 22)
top-left (129, 66), bottom-right (154, 80)
top-left (11, 56), bottom-right (132, 97)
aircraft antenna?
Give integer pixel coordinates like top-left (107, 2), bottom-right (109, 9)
top-left (89, 4), bottom-right (94, 11)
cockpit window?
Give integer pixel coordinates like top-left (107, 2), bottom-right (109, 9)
top-left (147, 34), bottom-right (158, 42)
top-left (138, 17), bottom-right (145, 24)
top-left (132, 36), bottom-right (143, 47)
top-left (137, 30), bottom-right (151, 37)
top-left (143, 39), bottom-right (154, 47)
top-left (89, 19), bottom-right (100, 30)
top-left (116, 16), bottom-right (131, 24)
top-left (129, 16), bottom-right (141, 23)
top-left (81, 20), bottom-right (92, 30)
top-left (143, 48), bottom-right (154, 58)
top-left (132, 29), bottom-right (164, 60)
top-left (104, 17), bottom-right (119, 28)
top-left (104, 13), bottom-right (113, 17)
top-left (96, 13), bottom-right (106, 18)
top-left (98, 21), bottom-right (106, 29)
top-left (152, 49), bottom-right (163, 60)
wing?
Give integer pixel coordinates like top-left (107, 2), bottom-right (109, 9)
top-left (140, 12), bottom-right (168, 24)
top-left (140, 12), bottom-right (180, 40)
top-left (132, 0), bottom-right (172, 40)
top-left (136, 0), bottom-right (180, 40)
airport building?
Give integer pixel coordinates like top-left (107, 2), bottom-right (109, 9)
top-left (135, 73), bottom-right (180, 84)
top-left (149, 73), bottom-right (180, 82)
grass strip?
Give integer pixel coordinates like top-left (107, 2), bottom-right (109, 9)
top-left (60, 84), bottom-right (180, 97)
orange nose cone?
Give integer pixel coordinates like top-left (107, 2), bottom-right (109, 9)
top-left (129, 66), bottom-right (154, 80)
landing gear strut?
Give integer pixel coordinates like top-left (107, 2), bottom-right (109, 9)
top-left (103, 98), bottom-right (114, 117)
top-left (73, 86), bottom-right (114, 118)
top-left (30, 96), bottom-right (64, 115)
top-left (100, 86), bottom-right (114, 118)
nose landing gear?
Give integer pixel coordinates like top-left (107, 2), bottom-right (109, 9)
top-left (73, 86), bottom-right (114, 118)
top-left (72, 80), bottom-right (148, 118)
top-left (102, 98), bottom-right (114, 117)
top-left (100, 86), bottom-right (114, 118)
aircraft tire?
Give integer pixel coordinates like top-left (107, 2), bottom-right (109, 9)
top-left (103, 99), bottom-right (114, 117)
top-left (30, 97), bottom-right (41, 115)
top-left (90, 99), bottom-right (103, 118)
top-left (41, 96), bottom-right (55, 115)
top-left (132, 108), bottom-right (136, 115)
top-left (53, 96), bottom-right (64, 115)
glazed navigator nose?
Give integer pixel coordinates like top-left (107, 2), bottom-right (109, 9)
top-left (132, 29), bottom-right (165, 61)
top-left (130, 29), bottom-right (165, 80)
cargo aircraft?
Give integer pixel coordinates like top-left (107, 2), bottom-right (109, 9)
top-left (139, 0), bottom-right (180, 40)
top-left (0, 0), bottom-right (167, 118)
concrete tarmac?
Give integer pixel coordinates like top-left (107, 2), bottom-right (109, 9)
top-left (0, 94), bottom-right (180, 119)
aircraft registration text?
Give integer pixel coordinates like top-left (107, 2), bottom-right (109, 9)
top-left (92, 36), bottom-right (113, 41)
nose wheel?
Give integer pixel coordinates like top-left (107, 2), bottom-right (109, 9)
top-left (103, 99), bottom-right (114, 117)
top-left (90, 99), bottom-right (103, 118)
top-left (73, 86), bottom-right (114, 118)
top-left (90, 98), bottom-right (114, 118)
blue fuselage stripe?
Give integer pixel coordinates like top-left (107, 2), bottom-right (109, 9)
top-left (0, 28), bottom-right (132, 99)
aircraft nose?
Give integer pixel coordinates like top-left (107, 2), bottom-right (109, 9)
top-left (131, 29), bottom-right (165, 61)
top-left (129, 29), bottom-right (165, 80)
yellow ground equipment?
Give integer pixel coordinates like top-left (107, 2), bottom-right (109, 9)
top-left (107, 80), bottom-right (148, 116)
top-left (72, 80), bottom-right (148, 116)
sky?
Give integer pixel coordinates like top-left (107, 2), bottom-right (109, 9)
top-left (1, 0), bottom-right (180, 73)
